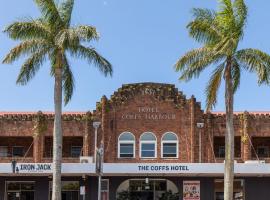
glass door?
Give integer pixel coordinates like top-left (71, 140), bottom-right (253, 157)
top-left (214, 180), bottom-right (245, 200)
top-left (6, 182), bottom-right (35, 200)
top-left (7, 192), bottom-right (20, 200)
top-left (49, 181), bottom-right (80, 200)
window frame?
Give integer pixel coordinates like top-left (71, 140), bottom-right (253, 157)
top-left (218, 146), bottom-right (225, 158)
top-left (70, 146), bottom-right (82, 158)
top-left (0, 146), bottom-right (8, 157)
top-left (12, 146), bottom-right (24, 157)
top-left (257, 146), bottom-right (269, 158)
top-left (140, 132), bottom-right (157, 159)
top-left (161, 132), bottom-right (178, 159)
top-left (118, 132), bottom-right (135, 158)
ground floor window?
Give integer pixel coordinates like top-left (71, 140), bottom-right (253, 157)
top-left (101, 179), bottom-right (109, 200)
top-left (6, 181), bottom-right (35, 200)
top-left (49, 181), bottom-right (80, 200)
top-left (116, 179), bottom-right (179, 200)
top-left (214, 179), bottom-right (245, 200)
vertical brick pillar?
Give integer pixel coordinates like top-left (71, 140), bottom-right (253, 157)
top-left (33, 135), bottom-right (42, 162)
top-left (101, 96), bottom-right (108, 140)
top-left (242, 111), bottom-right (251, 161)
top-left (83, 112), bottom-right (92, 157)
top-left (190, 96), bottom-right (196, 163)
top-left (33, 111), bottom-right (46, 163)
top-left (206, 113), bottom-right (215, 163)
top-left (101, 96), bottom-right (108, 162)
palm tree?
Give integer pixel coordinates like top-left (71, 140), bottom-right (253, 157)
top-left (175, 0), bottom-right (270, 200)
top-left (2, 0), bottom-right (112, 199)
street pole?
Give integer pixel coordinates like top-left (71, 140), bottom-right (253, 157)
top-left (197, 122), bottom-right (204, 163)
top-left (97, 143), bottom-right (104, 200)
top-left (98, 173), bottom-right (102, 200)
top-left (93, 122), bottom-right (101, 163)
top-left (82, 175), bottom-right (86, 200)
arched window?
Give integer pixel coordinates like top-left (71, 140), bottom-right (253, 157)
top-left (140, 132), bottom-right (157, 158)
top-left (118, 132), bottom-right (135, 158)
top-left (161, 132), bottom-right (178, 158)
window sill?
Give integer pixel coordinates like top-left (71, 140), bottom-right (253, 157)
top-left (140, 158), bottom-right (157, 160)
top-left (161, 158), bottom-right (179, 160)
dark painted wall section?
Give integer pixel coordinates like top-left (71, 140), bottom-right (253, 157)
top-left (0, 178), bottom-right (5, 200)
top-left (1, 176), bottom-right (270, 200)
top-left (88, 177), bottom-right (99, 200)
top-left (35, 177), bottom-right (49, 200)
top-left (245, 177), bottom-right (270, 200)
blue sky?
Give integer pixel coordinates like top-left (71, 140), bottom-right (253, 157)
top-left (0, 0), bottom-right (270, 112)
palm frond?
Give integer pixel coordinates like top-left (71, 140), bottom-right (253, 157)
top-left (176, 47), bottom-right (224, 81)
top-left (62, 55), bottom-right (74, 105)
top-left (2, 40), bottom-right (48, 64)
top-left (192, 8), bottom-right (217, 21)
top-left (70, 45), bottom-right (112, 77)
top-left (55, 26), bottom-right (99, 48)
top-left (188, 8), bottom-right (220, 45)
top-left (59, 0), bottom-right (74, 27)
top-left (214, 36), bottom-right (237, 55)
top-left (175, 47), bottom-right (211, 71)
top-left (205, 62), bottom-right (225, 111)
top-left (236, 48), bottom-right (270, 84)
top-left (3, 20), bottom-right (50, 40)
top-left (35, 0), bottom-right (63, 29)
top-left (16, 49), bottom-right (48, 85)
top-left (73, 25), bottom-right (99, 41)
top-left (217, 0), bottom-right (236, 35)
top-left (233, 0), bottom-right (247, 32)
top-left (231, 59), bottom-right (241, 93)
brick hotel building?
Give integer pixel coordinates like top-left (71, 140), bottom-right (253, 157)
top-left (0, 83), bottom-right (270, 200)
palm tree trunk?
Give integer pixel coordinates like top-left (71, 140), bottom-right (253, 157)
top-left (224, 61), bottom-right (234, 200)
top-left (52, 66), bottom-right (63, 200)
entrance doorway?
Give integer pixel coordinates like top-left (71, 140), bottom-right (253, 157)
top-left (116, 179), bottom-right (179, 200)
top-left (49, 181), bottom-right (79, 200)
top-left (6, 182), bottom-right (35, 200)
top-left (214, 179), bottom-right (245, 200)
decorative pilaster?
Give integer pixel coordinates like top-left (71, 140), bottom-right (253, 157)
top-left (241, 111), bottom-right (251, 161)
top-left (83, 112), bottom-right (92, 157)
top-left (33, 111), bottom-right (47, 163)
top-left (206, 113), bottom-right (215, 163)
top-left (190, 95), bottom-right (196, 163)
top-left (98, 95), bottom-right (109, 159)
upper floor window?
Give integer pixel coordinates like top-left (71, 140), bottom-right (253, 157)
top-left (0, 146), bottom-right (8, 157)
top-left (12, 146), bottom-right (24, 157)
top-left (118, 132), bottom-right (135, 158)
top-left (71, 146), bottom-right (82, 157)
top-left (140, 132), bottom-right (157, 158)
top-left (257, 146), bottom-right (269, 158)
top-left (161, 132), bottom-right (178, 158)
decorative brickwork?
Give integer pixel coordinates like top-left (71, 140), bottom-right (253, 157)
top-left (1, 83), bottom-right (270, 163)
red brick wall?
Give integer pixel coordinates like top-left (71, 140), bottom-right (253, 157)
top-left (0, 83), bottom-right (270, 164)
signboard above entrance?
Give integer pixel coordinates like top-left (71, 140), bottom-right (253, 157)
top-left (0, 163), bottom-right (96, 175)
top-left (102, 163), bottom-right (270, 176)
top-left (121, 106), bottom-right (176, 121)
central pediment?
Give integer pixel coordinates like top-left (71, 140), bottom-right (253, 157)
top-left (108, 82), bottom-right (187, 107)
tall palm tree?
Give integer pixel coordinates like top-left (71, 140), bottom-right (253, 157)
top-left (175, 0), bottom-right (270, 200)
top-left (2, 0), bottom-right (112, 199)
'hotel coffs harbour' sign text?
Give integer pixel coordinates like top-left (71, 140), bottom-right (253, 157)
top-left (121, 107), bottom-right (176, 120)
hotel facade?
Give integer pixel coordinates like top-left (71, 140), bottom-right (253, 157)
top-left (0, 83), bottom-right (270, 200)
